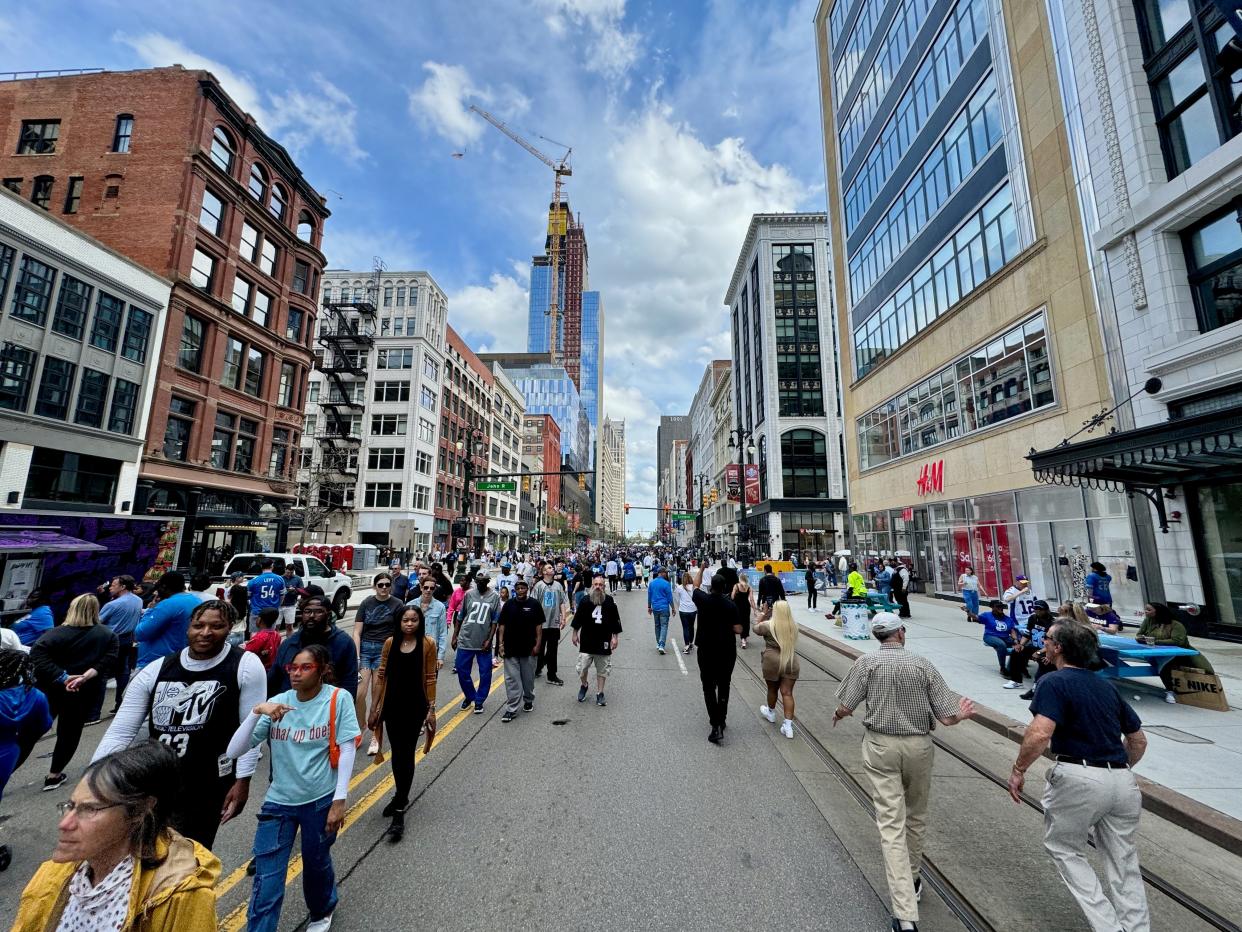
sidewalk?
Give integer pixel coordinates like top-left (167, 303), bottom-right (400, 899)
top-left (788, 593), bottom-right (1242, 821)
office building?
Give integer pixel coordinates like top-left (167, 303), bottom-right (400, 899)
top-left (522, 413), bottom-right (562, 540)
top-left (484, 364), bottom-right (525, 551)
top-left (816, 0), bottom-right (1134, 609)
top-left (0, 65), bottom-right (330, 570)
top-left (597, 416), bottom-right (626, 538)
top-left (656, 414), bottom-right (690, 521)
top-left (689, 361), bottom-right (731, 545)
top-left (725, 214), bottom-right (847, 559)
top-left (434, 324), bottom-right (493, 550)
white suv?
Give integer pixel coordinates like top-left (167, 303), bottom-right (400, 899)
top-left (215, 553), bottom-right (354, 620)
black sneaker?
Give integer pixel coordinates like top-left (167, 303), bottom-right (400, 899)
top-left (501, 711), bottom-right (516, 723)
top-left (547, 676), bottom-right (564, 686)
top-left (460, 699), bottom-right (471, 711)
top-left (473, 704), bottom-right (484, 714)
top-left (596, 692), bottom-right (606, 707)
top-left (1020, 690), bottom-right (1034, 701)
top-left (577, 684), bottom-right (588, 702)
top-left (42, 773), bottom-right (67, 792)
top-left (523, 701), bottom-right (534, 712)
top-left (385, 813), bottom-right (405, 842)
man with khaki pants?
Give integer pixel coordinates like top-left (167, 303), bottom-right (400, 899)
top-left (833, 613), bottom-right (976, 932)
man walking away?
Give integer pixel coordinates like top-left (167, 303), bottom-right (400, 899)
top-left (647, 568), bottom-right (673, 654)
top-left (498, 581), bottom-right (542, 723)
top-left (1008, 622), bottom-right (1149, 932)
top-left (833, 613), bottom-right (975, 932)
top-left (605, 556), bottom-right (620, 593)
top-left (246, 559), bottom-right (286, 635)
top-left (533, 565), bottom-right (569, 684)
top-left (572, 575), bottom-right (622, 707)
top-left (757, 564), bottom-right (786, 609)
top-left (134, 572), bottom-right (202, 671)
top-left (97, 575), bottom-right (142, 715)
top-left (453, 569), bottom-right (500, 713)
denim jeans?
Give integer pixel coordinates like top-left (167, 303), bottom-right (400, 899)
top-left (679, 611), bottom-right (696, 647)
top-left (963, 590), bottom-right (980, 616)
top-left (248, 794), bottom-right (338, 932)
top-left (652, 609), bottom-right (669, 649)
top-left (455, 648), bottom-right (492, 706)
top-left (983, 635), bottom-right (1012, 671)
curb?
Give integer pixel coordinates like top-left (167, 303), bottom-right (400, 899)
top-left (798, 622), bottom-right (1242, 858)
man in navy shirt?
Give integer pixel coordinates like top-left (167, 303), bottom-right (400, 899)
top-left (1008, 621), bottom-right (1149, 932)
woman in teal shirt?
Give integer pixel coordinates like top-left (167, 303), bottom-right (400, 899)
top-left (227, 643), bottom-right (360, 932)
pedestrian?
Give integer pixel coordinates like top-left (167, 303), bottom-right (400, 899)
top-left (833, 613), bottom-right (976, 932)
top-left (12, 589), bottom-right (54, 646)
top-left (245, 608), bottom-right (283, 670)
top-left (755, 600), bottom-right (799, 739)
top-left (224, 571), bottom-right (250, 635)
top-left (533, 563), bottom-right (569, 684)
top-left (189, 572), bottom-right (215, 603)
top-left (407, 576), bottom-right (449, 671)
top-left (622, 558), bottom-right (637, 591)
top-left (1003, 574), bottom-right (1037, 633)
top-left (962, 598), bottom-right (1018, 677)
top-left (1008, 621), bottom-right (1149, 932)
top-left (94, 599), bottom-right (265, 849)
top-left (389, 562), bottom-right (412, 602)
top-left (958, 565), bottom-right (980, 617)
top-left (430, 562), bottom-right (454, 604)
top-left (279, 563), bottom-right (305, 633)
top-left (493, 583), bottom-right (510, 671)
top-left (890, 560), bottom-right (911, 618)
top-left (93, 574), bottom-right (143, 719)
top-left (1084, 561), bottom-right (1113, 608)
top-left (676, 572), bottom-right (698, 654)
top-left (1004, 599), bottom-right (1053, 691)
top-left (354, 573), bottom-right (403, 756)
top-left (757, 563), bottom-right (786, 607)
top-left (12, 742), bottom-right (220, 932)
top-left (571, 562), bottom-right (592, 611)
top-left (30, 594), bottom-right (119, 792)
top-left (227, 642), bottom-right (359, 932)
top-left (647, 567), bottom-right (674, 654)
top-left (731, 574), bottom-right (756, 649)
top-left (805, 562), bottom-right (819, 612)
top-left (693, 573), bottom-right (742, 744)
top-left (268, 595), bottom-right (359, 698)
top-left (498, 580), bottom-right (543, 723)
top-left (246, 559), bottom-right (286, 634)
top-left (1136, 601), bottom-right (1213, 704)
top-left (571, 575), bottom-right (622, 707)
top-left (367, 605), bottom-right (437, 842)
top-left (134, 572), bottom-right (201, 671)
top-left (0, 649), bottom-right (52, 800)
top-left (605, 555), bottom-right (620, 593)
top-left (452, 569), bottom-right (500, 713)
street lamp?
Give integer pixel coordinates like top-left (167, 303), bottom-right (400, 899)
top-left (728, 427), bottom-right (756, 564)
top-left (454, 426), bottom-right (486, 549)
top-left (693, 471), bottom-right (709, 550)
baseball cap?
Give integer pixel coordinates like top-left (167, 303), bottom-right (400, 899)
top-left (871, 611), bottom-right (904, 636)
top-left (501, 561), bottom-right (512, 569)
top-left (474, 568), bottom-right (491, 581)
top-left (1015, 574), bottom-right (1028, 582)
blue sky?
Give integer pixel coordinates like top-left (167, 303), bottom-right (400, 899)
top-left (1, 0), bottom-right (826, 534)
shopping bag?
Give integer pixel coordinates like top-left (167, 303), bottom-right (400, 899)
top-left (1170, 668), bottom-right (1229, 711)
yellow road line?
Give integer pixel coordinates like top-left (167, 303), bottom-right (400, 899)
top-left (214, 690), bottom-right (471, 900)
top-left (218, 701), bottom-right (478, 931)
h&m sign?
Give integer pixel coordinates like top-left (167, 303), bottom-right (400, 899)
top-left (915, 459), bottom-right (944, 497)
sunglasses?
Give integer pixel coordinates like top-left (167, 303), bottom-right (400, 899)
top-left (375, 583), bottom-right (392, 589)
top-left (284, 662), bottom-right (318, 674)
top-left (421, 584), bottom-right (435, 590)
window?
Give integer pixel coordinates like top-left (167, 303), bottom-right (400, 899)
top-left (24, 449), bottom-right (119, 507)
top-left (268, 184), bottom-right (287, 222)
top-left (1184, 201), bottom-right (1242, 331)
top-left (52, 275), bottom-right (93, 340)
top-left (210, 127), bottom-right (235, 172)
top-left (233, 418), bottom-right (258, 472)
top-left (190, 248), bottom-right (216, 291)
top-left (292, 260), bottom-right (310, 294)
top-left (2, 178), bottom-right (20, 193)
top-left (371, 414), bottom-right (407, 435)
top-left (211, 411), bottom-right (236, 469)
top-left (108, 380), bottom-right (138, 432)
top-left (383, 286), bottom-right (393, 307)
top-left (259, 239), bottom-right (277, 276)
top-left (74, 368), bottom-right (109, 428)
top-left (252, 290), bottom-right (271, 327)
top-left (396, 286), bottom-right (406, 306)
top-left (368, 447), bottom-right (405, 470)
top-left (420, 386), bottom-right (437, 409)
top-left (35, 357), bottom-right (76, 420)
top-left (62, 176), bottom-right (82, 214)
top-left (297, 210), bottom-right (315, 242)
top-left (11, 255), bottom-right (55, 325)
top-left (231, 276), bottom-right (253, 316)
top-left (248, 163), bottom-right (267, 201)
top-left (121, 308), bottom-right (153, 362)
top-left (178, 316), bottom-right (205, 372)
top-left (110, 114), bottom-right (134, 153)
top-left (29, 176), bottom-right (52, 210)
top-left (244, 347), bottom-right (264, 397)
top-left (90, 292), bottom-right (124, 351)
top-left (418, 417), bottom-right (435, 442)
top-left (199, 189), bottom-right (225, 235)
top-left (781, 429), bottom-right (829, 498)
top-left (0, 244), bottom-right (10, 304)
top-left (423, 358), bottom-right (438, 382)
top-left (163, 397), bottom-right (195, 460)
top-left (240, 221), bottom-right (259, 263)
top-left (286, 306), bottom-right (305, 343)
top-left (414, 450), bottom-right (433, 475)
top-left (278, 361), bottom-right (297, 407)
top-left (377, 348), bottom-right (413, 369)
top-left (364, 482), bottom-right (403, 508)
top-left (412, 485), bottom-right (430, 510)
top-left (17, 120), bottom-right (59, 155)
top-left (269, 427), bottom-right (291, 477)
top-left (0, 342), bottom-right (36, 411)
top-left (222, 337), bottom-right (244, 390)
top-left (374, 380), bottom-right (410, 402)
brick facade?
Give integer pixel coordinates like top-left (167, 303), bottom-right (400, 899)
top-left (435, 324), bottom-right (493, 549)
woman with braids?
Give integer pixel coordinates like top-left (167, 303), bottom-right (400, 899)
top-left (367, 604), bottom-right (438, 842)
top-left (227, 641), bottom-right (360, 932)
top-left (13, 742), bottom-right (220, 930)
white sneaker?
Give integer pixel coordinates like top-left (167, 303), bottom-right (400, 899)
top-left (780, 720), bottom-right (794, 739)
top-left (307, 914), bottom-right (334, 932)
top-left (759, 704), bottom-right (777, 723)
top-left (1165, 690), bottom-right (1177, 704)
top-left (1003, 681), bottom-right (1023, 689)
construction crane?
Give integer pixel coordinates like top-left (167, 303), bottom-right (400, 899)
top-left (469, 104), bottom-right (572, 366)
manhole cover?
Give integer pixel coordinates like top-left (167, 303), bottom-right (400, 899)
top-left (1146, 725), bottom-right (1212, 745)
top-left (552, 719), bottom-right (569, 726)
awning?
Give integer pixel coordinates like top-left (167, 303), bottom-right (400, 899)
top-left (0, 527), bottom-right (108, 554)
top-left (1027, 406), bottom-right (1242, 531)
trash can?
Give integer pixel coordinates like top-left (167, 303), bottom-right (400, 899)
top-left (840, 598), bottom-right (871, 640)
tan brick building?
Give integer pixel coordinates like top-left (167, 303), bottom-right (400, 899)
top-left (0, 66), bottom-right (329, 570)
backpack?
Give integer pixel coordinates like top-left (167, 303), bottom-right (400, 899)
top-left (327, 686), bottom-right (363, 769)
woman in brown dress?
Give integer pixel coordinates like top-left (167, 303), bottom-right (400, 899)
top-left (753, 600), bottom-right (799, 739)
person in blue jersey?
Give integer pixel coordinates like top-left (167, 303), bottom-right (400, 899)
top-left (134, 573), bottom-right (201, 671)
top-left (1085, 561), bottom-right (1113, 606)
top-left (246, 559), bottom-right (286, 633)
top-left (12, 590), bottom-right (54, 646)
top-left (961, 598), bottom-right (1017, 677)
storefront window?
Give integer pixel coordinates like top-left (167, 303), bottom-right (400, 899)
top-left (1198, 484), bottom-right (1242, 627)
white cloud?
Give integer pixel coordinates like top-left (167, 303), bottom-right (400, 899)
top-left (447, 272), bottom-right (529, 351)
top-left (408, 62), bottom-right (486, 147)
top-left (118, 32), bottom-right (268, 123)
top-left (535, 0), bottom-right (640, 81)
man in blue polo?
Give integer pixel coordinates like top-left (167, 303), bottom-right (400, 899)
top-left (647, 568), bottom-right (673, 654)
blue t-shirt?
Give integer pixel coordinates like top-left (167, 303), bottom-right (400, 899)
top-left (247, 572), bottom-right (286, 612)
top-left (1030, 668), bottom-right (1141, 764)
top-left (1085, 571), bottom-right (1112, 604)
top-left (12, 605), bottom-right (53, 646)
top-left (977, 611), bottom-right (1016, 643)
top-left (134, 592), bottom-right (202, 669)
top-left (250, 686), bottom-right (360, 806)
top-left (99, 592), bottom-right (143, 637)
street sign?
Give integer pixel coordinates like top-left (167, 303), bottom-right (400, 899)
top-left (476, 480), bottom-right (517, 491)
top-left (672, 511), bottom-right (696, 521)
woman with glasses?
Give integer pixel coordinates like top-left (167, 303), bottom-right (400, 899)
top-left (368, 605), bottom-right (437, 841)
top-left (353, 573), bottom-right (402, 757)
top-left (227, 642), bottom-right (359, 932)
top-left (13, 742), bottom-right (220, 930)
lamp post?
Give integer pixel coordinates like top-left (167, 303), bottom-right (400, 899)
top-left (455, 426), bottom-right (486, 551)
top-left (693, 471), bottom-right (709, 551)
top-left (728, 427), bottom-right (756, 564)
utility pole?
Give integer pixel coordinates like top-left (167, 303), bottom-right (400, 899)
top-left (729, 427), bottom-right (756, 565)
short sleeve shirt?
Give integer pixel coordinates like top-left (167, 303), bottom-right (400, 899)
top-left (1031, 668), bottom-right (1141, 764)
top-left (533, 580), bottom-right (567, 629)
top-left (978, 611), bottom-right (1016, 642)
top-left (836, 645), bottom-right (961, 735)
top-left (356, 596), bottom-right (401, 644)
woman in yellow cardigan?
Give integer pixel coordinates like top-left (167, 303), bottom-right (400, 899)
top-left (12, 741), bottom-right (219, 931)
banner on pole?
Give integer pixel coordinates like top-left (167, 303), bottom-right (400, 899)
top-left (725, 464), bottom-right (742, 503)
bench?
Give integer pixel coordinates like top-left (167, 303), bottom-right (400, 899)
top-left (1095, 633), bottom-right (1200, 680)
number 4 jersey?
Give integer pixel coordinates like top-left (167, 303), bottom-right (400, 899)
top-left (149, 646), bottom-right (245, 790)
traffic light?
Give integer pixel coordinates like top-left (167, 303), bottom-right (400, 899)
top-left (624, 503), bottom-right (630, 515)
top-left (522, 476), bottom-right (531, 493)
top-left (578, 473), bottom-right (586, 491)
top-left (710, 488), bottom-right (718, 505)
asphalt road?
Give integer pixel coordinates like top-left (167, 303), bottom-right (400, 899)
top-left (0, 585), bottom-right (893, 931)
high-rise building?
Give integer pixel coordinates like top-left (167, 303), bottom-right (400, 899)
top-left (689, 361), bottom-right (731, 545)
top-left (435, 325), bottom-right (493, 550)
top-left (300, 270), bottom-right (447, 553)
top-left (0, 66), bottom-right (331, 569)
top-left (597, 416), bottom-right (626, 538)
top-left (815, 0), bottom-right (1134, 608)
top-left (522, 413), bottom-right (562, 539)
top-left (581, 290), bottom-right (603, 459)
top-left (478, 353), bottom-right (590, 470)
top-left (656, 415), bottom-right (691, 530)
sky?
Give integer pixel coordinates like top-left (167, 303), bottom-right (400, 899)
top-left (1, 0), bottom-right (827, 535)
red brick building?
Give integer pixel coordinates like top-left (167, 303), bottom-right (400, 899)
top-left (0, 66), bottom-right (329, 569)
top-left (522, 413), bottom-right (562, 516)
top-left (435, 324), bottom-right (493, 550)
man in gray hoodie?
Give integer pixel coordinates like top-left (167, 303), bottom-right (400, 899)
top-left (452, 569), bottom-right (501, 713)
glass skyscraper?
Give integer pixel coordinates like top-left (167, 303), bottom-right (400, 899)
top-left (526, 261), bottom-right (564, 357)
top-left (503, 363), bottom-right (588, 468)
top-left (580, 290), bottom-right (601, 440)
